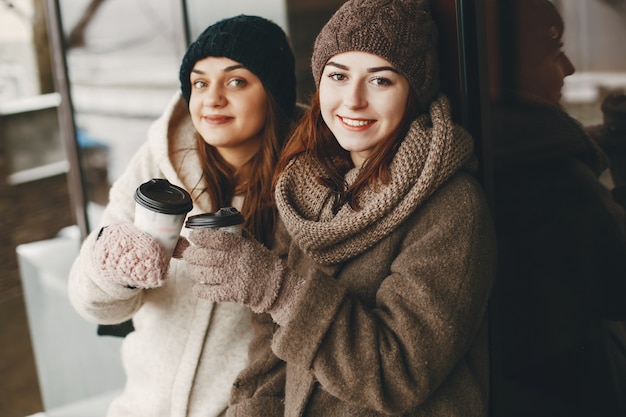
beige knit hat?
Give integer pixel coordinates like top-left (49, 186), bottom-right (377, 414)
top-left (311, 0), bottom-right (439, 111)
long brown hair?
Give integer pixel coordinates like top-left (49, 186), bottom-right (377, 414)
top-left (198, 93), bottom-right (291, 245)
top-left (274, 89), bottom-right (420, 211)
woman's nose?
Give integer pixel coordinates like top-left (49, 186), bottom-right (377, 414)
top-left (343, 82), bottom-right (367, 110)
top-left (203, 84), bottom-right (226, 107)
top-left (562, 53), bottom-right (576, 77)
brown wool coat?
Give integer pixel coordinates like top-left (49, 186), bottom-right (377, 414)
top-left (228, 97), bottom-right (497, 416)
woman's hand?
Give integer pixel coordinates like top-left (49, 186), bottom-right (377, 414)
top-left (182, 229), bottom-right (301, 321)
top-left (93, 223), bottom-right (169, 289)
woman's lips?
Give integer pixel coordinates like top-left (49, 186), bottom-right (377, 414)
top-left (203, 115), bottom-right (233, 124)
top-left (338, 116), bottom-right (375, 129)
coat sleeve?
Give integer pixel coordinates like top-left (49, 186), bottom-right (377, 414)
top-left (226, 313), bottom-right (286, 417)
top-left (272, 175), bottom-right (497, 414)
top-left (67, 141), bottom-right (166, 325)
top-left (226, 219), bottom-right (293, 416)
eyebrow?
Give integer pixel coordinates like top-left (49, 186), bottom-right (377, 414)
top-left (191, 64), bottom-right (246, 75)
top-left (325, 61), bottom-right (400, 74)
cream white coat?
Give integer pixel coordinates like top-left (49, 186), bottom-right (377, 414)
top-left (68, 92), bottom-right (253, 417)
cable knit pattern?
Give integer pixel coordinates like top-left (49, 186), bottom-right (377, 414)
top-left (275, 95), bottom-right (475, 264)
top-left (311, 0), bottom-right (438, 110)
top-left (93, 223), bottom-right (169, 289)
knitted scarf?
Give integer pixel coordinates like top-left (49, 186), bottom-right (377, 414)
top-left (275, 95), bottom-right (475, 265)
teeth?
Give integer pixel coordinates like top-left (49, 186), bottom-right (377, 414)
top-left (341, 117), bottom-right (372, 127)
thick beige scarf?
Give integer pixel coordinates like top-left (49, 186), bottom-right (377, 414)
top-left (275, 95), bottom-right (476, 265)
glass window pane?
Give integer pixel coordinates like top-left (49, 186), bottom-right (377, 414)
top-left (487, 1), bottom-right (626, 415)
top-left (59, 0), bottom-right (187, 222)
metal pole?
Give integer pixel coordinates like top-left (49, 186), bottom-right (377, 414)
top-left (44, 0), bottom-right (90, 240)
top-left (181, 0), bottom-right (191, 46)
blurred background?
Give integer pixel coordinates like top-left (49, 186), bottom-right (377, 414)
top-left (1, 0), bottom-right (625, 416)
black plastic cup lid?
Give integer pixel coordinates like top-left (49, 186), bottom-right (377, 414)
top-left (185, 207), bottom-right (244, 229)
top-left (134, 178), bottom-right (193, 215)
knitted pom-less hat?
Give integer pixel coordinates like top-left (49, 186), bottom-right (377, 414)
top-left (311, 0), bottom-right (439, 111)
top-left (179, 15), bottom-right (296, 117)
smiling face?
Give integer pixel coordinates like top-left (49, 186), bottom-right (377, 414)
top-left (188, 56), bottom-right (268, 168)
top-left (318, 51), bottom-right (410, 168)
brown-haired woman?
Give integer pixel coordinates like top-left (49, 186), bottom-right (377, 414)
top-left (67, 15), bottom-right (296, 417)
top-left (181, 0), bottom-right (497, 415)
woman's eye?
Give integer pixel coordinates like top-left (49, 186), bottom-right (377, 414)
top-left (329, 72), bottom-right (346, 82)
top-left (371, 77), bottom-right (392, 86)
top-left (192, 80), bottom-right (206, 89)
top-left (228, 78), bottom-right (247, 88)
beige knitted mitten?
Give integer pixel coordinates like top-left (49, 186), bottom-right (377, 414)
top-left (183, 228), bottom-right (302, 323)
top-left (93, 223), bottom-right (169, 289)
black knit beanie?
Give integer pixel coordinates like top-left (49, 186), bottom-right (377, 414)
top-left (179, 15), bottom-right (296, 117)
top-left (311, 0), bottom-right (439, 111)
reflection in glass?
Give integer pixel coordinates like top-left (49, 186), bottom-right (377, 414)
top-left (488, 1), bottom-right (626, 415)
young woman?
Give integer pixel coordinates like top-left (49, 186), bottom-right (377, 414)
top-left (182, 0), bottom-right (497, 415)
top-left (67, 15), bottom-right (296, 417)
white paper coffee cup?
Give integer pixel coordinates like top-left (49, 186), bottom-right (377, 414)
top-left (134, 179), bottom-right (193, 259)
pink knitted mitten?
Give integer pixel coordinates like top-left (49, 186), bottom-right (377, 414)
top-left (93, 223), bottom-right (169, 289)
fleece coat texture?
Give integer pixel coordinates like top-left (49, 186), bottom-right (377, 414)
top-left (68, 92), bottom-right (254, 417)
top-left (228, 96), bottom-right (498, 416)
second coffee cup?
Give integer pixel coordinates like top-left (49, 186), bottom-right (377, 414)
top-left (185, 207), bottom-right (244, 235)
